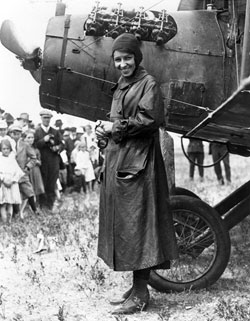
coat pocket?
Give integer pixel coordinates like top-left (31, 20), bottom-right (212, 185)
top-left (116, 138), bottom-right (152, 179)
top-left (116, 171), bottom-right (138, 180)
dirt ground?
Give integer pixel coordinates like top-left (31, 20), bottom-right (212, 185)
top-left (0, 150), bottom-right (250, 321)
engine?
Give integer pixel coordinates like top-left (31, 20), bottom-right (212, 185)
top-left (84, 2), bottom-right (177, 45)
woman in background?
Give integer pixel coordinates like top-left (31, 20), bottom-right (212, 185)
top-left (23, 129), bottom-right (45, 206)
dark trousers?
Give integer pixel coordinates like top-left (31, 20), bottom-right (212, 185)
top-left (188, 152), bottom-right (204, 178)
top-left (39, 193), bottom-right (56, 210)
top-left (40, 159), bottom-right (60, 209)
top-left (211, 149), bottom-right (231, 181)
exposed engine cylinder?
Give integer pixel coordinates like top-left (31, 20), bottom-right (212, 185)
top-left (84, 3), bottom-right (177, 45)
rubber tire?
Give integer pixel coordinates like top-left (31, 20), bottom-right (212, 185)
top-left (149, 195), bottom-right (231, 292)
top-left (172, 186), bottom-right (200, 199)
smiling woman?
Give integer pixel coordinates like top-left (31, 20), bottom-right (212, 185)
top-left (95, 33), bottom-right (178, 315)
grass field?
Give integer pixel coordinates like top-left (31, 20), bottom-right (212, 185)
top-left (0, 147), bottom-right (250, 321)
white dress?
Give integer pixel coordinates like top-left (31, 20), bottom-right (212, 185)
top-left (0, 154), bottom-right (24, 204)
top-left (74, 150), bottom-right (95, 182)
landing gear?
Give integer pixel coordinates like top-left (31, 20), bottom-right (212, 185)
top-left (149, 195), bottom-right (231, 292)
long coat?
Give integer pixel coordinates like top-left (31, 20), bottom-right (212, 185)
top-left (34, 126), bottom-right (63, 196)
top-left (16, 139), bottom-right (37, 193)
top-left (15, 139), bottom-right (37, 172)
top-left (98, 66), bottom-right (178, 271)
top-left (29, 148), bottom-right (45, 196)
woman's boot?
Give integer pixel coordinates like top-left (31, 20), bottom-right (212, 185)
top-left (112, 269), bottom-right (150, 314)
top-left (109, 286), bottom-right (133, 305)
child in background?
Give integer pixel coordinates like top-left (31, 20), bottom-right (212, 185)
top-left (70, 141), bottom-right (86, 193)
top-left (23, 129), bottom-right (45, 205)
top-left (74, 142), bottom-right (95, 192)
top-left (0, 139), bottom-right (24, 223)
top-left (89, 144), bottom-right (104, 191)
top-left (72, 166), bottom-right (86, 194)
top-left (0, 119), bottom-right (16, 152)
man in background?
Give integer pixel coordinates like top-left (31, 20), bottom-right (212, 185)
top-left (62, 128), bottom-right (75, 188)
top-left (210, 142), bottom-right (231, 185)
top-left (54, 119), bottom-right (64, 135)
top-left (187, 138), bottom-right (204, 182)
top-left (17, 112), bottom-right (32, 132)
top-left (34, 110), bottom-right (64, 210)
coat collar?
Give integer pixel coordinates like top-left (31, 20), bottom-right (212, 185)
top-left (41, 124), bottom-right (51, 133)
top-left (112, 66), bottom-right (148, 91)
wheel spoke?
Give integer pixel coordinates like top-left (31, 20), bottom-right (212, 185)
top-left (156, 210), bottom-right (217, 283)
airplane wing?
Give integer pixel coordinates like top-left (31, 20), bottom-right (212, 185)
top-left (185, 77), bottom-right (250, 154)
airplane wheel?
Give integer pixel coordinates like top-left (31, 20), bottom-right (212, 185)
top-left (149, 195), bottom-right (231, 292)
top-left (173, 186), bottom-right (200, 199)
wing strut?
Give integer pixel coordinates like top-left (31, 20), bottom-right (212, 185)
top-left (240, 0), bottom-right (250, 80)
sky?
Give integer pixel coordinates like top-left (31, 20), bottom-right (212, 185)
top-left (0, 0), bottom-right (180, 127)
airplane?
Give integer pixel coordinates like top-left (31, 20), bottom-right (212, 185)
top-left (1, 0), bottom-right (250, 293)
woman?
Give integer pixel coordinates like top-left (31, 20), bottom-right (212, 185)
top-left (23, 129), bottom-right (45, 204)
top-left (8, 124), bottom-right (38, 219)
top-left (95, 33), bottom-right (178, 314)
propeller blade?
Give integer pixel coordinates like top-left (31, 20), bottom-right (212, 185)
top-left (0, 19), bottom-right (38, 59)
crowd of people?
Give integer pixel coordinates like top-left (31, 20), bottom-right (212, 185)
top-left (0, 108), bottom-right (103, 223)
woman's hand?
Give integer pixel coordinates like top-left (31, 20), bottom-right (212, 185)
top-left (95, 120), bottom-right (113, 139)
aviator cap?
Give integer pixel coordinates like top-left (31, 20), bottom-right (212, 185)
top-left (112, 33), bottom-right (143, 67)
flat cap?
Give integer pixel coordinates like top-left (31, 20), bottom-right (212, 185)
top-left (39, 109), bottom-right (53, 117)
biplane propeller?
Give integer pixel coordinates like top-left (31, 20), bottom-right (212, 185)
top-left (0, 19), bottom-right (42, 82)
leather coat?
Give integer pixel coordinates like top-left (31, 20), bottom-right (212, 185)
top-left (98, 66), bottom-right (178, 271)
